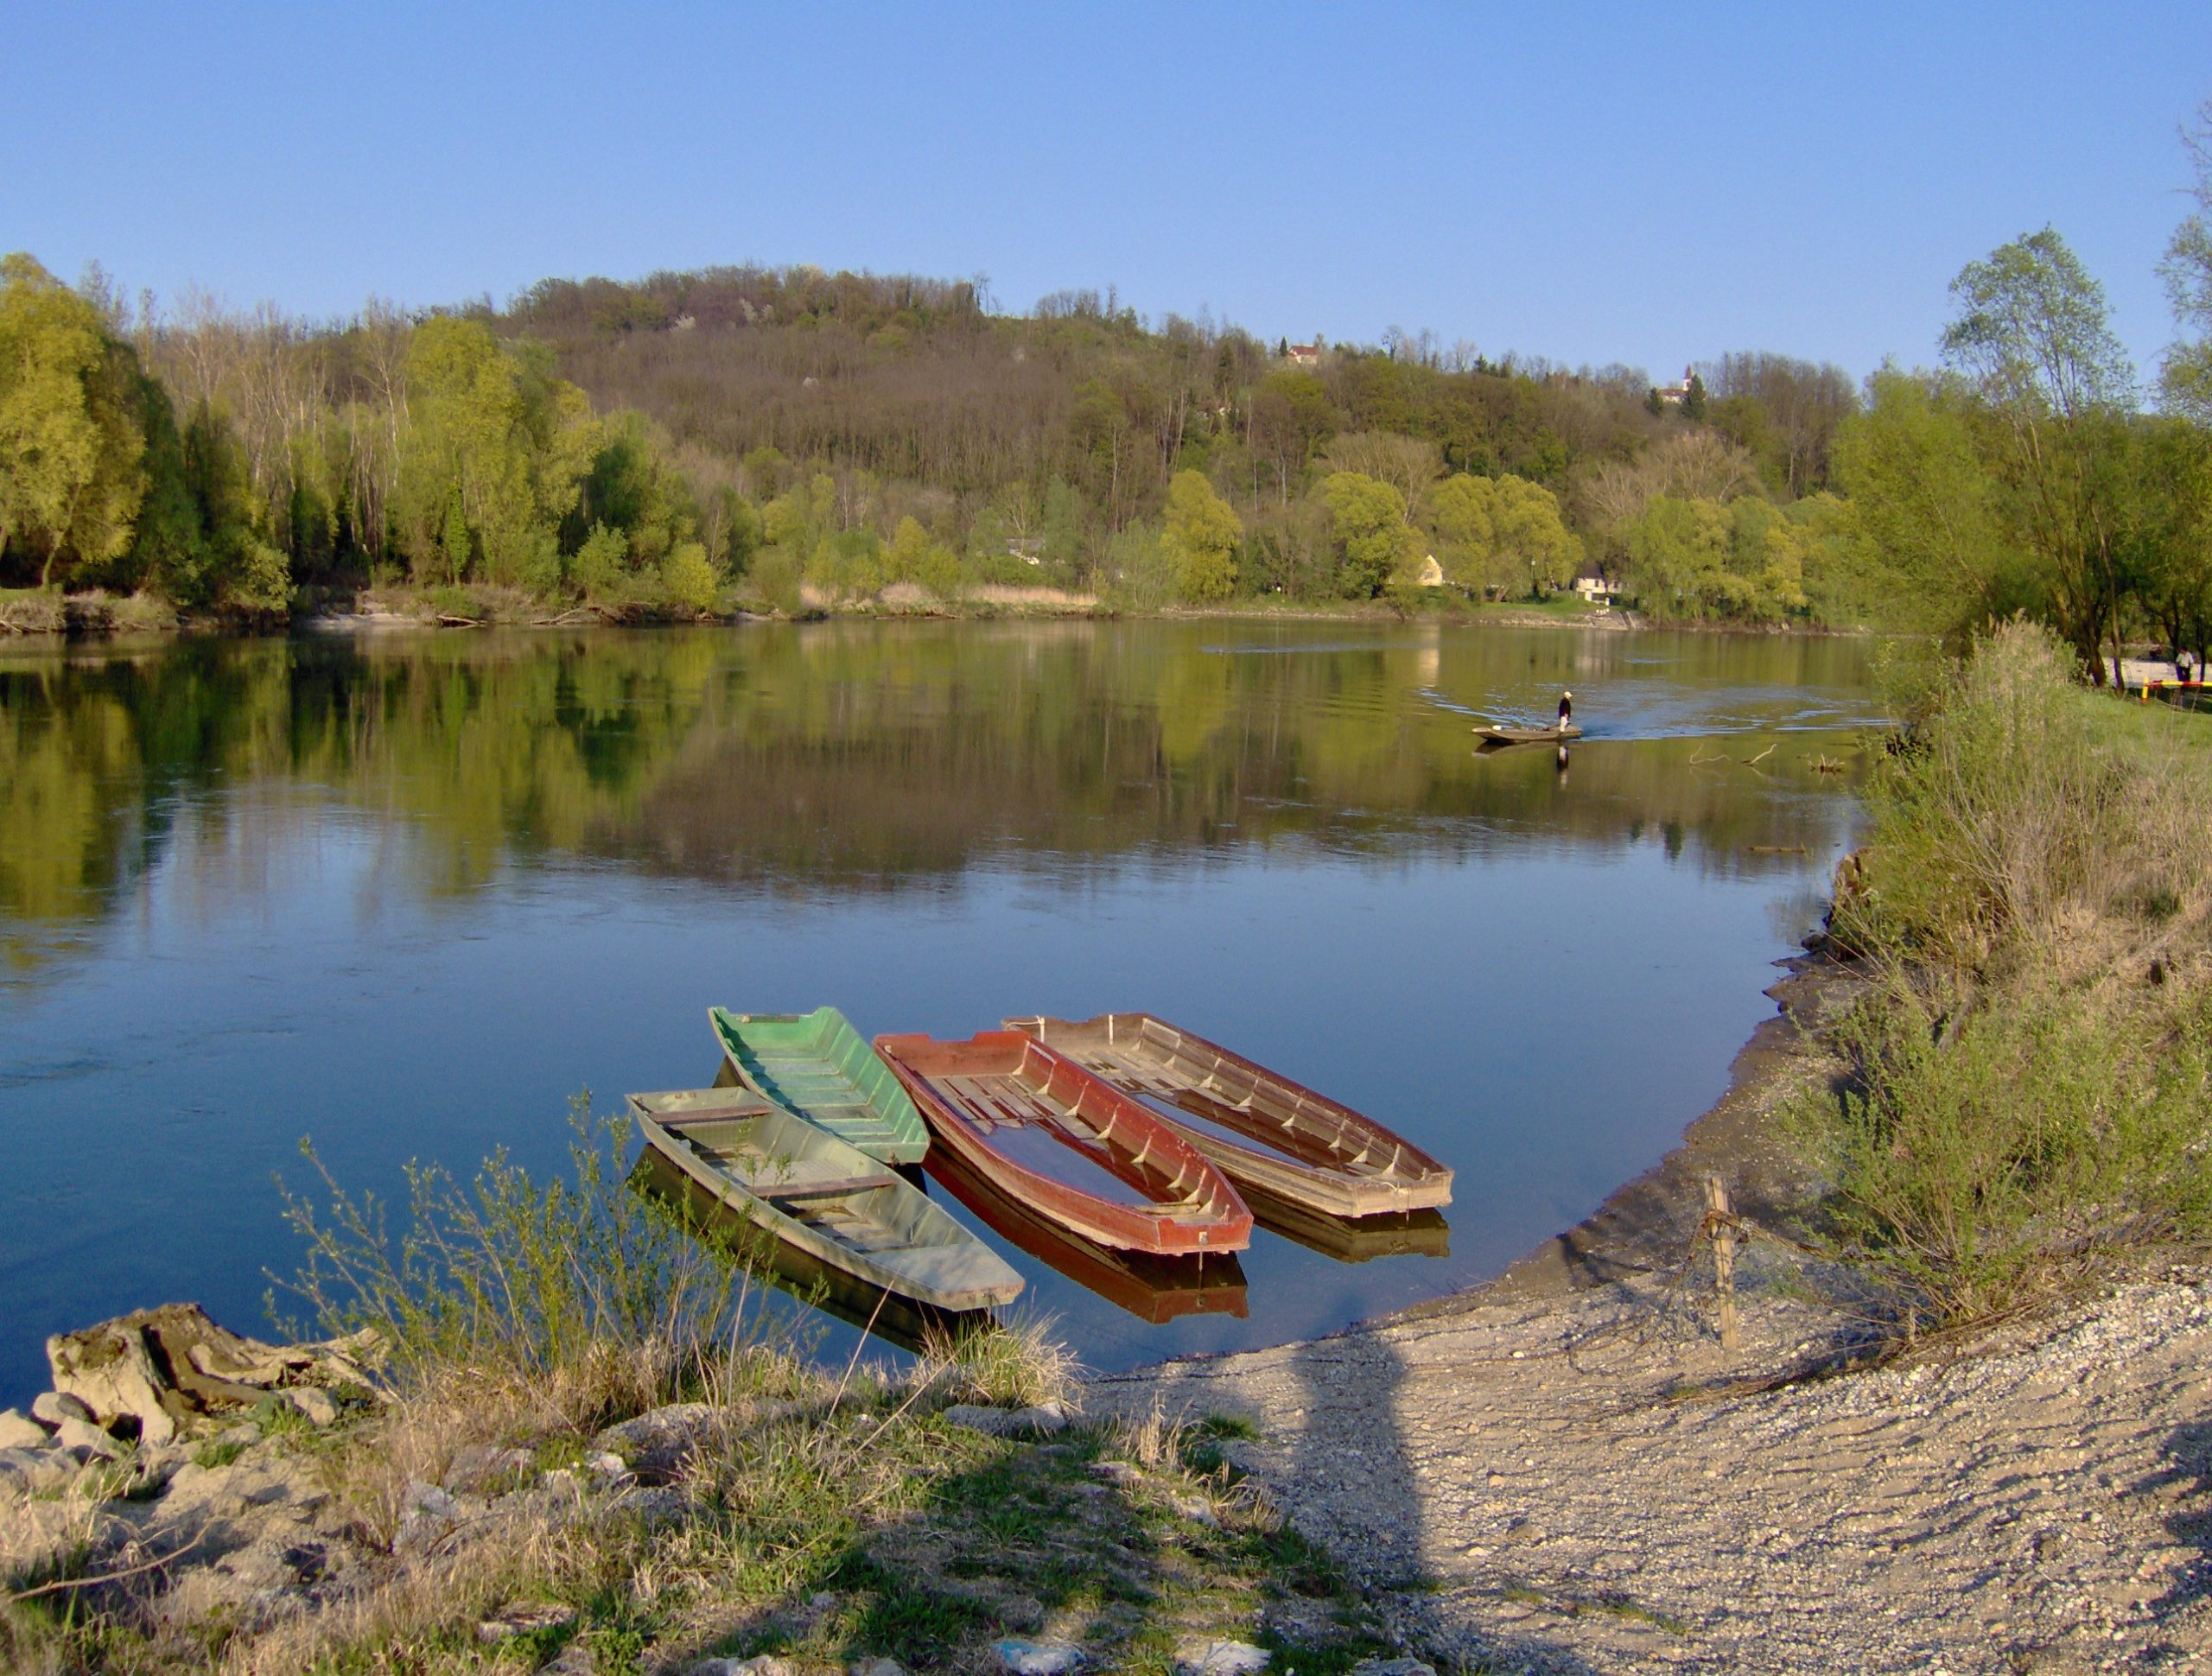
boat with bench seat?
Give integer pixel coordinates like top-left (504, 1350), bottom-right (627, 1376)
top-left (871, 1031), bottom-right (1253, 1256)
top-left (628, 1087), bottom-right (1021, 1311)
top-left (709, 1005), bottom-right (930, 1165)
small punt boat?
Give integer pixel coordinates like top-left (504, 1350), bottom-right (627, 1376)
top-left (1001, 1013), bottom-right (1452, 1221)
top-left (1475, 723), bottom-right (1581, 746)
top-left (871, 1031), bottom-right (1254, 1256)
top-left (708, 1006), bottom-right (930, 1166)
top-left (629, 1088), bottom-right (1021, 1312)
top-left (628, 1148), bottom-right (999, 1355)
top-left (923, 1141), bottom-right (1249, 1324)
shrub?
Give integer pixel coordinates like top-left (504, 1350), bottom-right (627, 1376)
top-left (661, 542), bottom-right (720, 616)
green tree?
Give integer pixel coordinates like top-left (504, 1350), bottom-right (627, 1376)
top-left (1941, 227), bottom-right (2137, 680)
top-left (1427, 472), bottom-right (1580, 595)
top-left (0, 254), bottom-right (146, 587)
top-left (1160, 469), bottom-right (1241, 601)
top-left (2161, 98), bottom-right (2212, 423)
top-left (1319, 473), bottom-right (1415, 598)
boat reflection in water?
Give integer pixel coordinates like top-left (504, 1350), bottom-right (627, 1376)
top-left (626, 1148), bottom-right (997, 1356)
top-left (922, 1144), bottom-right (1249, 1324)
top-left (1237, 1181), bottom-right (1451, 1264)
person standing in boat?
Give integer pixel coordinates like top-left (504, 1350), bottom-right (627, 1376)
top-left (1557, 689), bottom-right (1573, 732)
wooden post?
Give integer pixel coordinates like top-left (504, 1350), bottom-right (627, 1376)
top-left (1705, 1175), bottom-right (1739, 1352)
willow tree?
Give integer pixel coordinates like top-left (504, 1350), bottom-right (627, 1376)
top-left (1940, 228), bottom-right (2137, 681)
top-left (0, 254), bottom-right (146, 587)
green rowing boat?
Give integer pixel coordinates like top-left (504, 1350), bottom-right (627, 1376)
top-left (708, 1005), bottom-right (930, 1165)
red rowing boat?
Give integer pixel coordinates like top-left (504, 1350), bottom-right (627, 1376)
top-left (871, 1030), bottom-right (1253, 1255)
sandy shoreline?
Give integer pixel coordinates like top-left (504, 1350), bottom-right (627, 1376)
top-left (1093, 957), bottom-right (2212, 1672)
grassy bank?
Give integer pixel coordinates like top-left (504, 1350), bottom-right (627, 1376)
top-left (0, 1114), bottom-right (1414, 1675)
top-left (1796, 619), bottom-right (2212, 1334)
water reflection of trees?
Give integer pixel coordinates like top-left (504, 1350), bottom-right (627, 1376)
top-left (0, 625), bottom-right (1866, 971)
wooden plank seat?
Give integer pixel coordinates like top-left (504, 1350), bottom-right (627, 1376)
top-left (759, 1171), bottom-right (900, 1201)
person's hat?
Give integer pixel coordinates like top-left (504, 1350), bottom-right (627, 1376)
top-left (1563, 689), bottom-right (1573, 698)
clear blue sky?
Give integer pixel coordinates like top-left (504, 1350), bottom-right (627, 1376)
top-left (3, 3), bottom-right (2203, 388)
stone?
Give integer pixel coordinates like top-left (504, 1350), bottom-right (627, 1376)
top-left (394, 1479), bottom-right (459, 1552)
top-left (690, 1658), bottom-right (798, 1676)
top-left (1089, 1460), bottom-right (1142, 1488)
top-left (849, 1659), bottom-right (907, 1676)
top-left (945, 1401), bottom-right (1070, 1438)
top-left (475, 1602), bottom-right (578, 1642)
top-left (995, 1641), bottom-right (1084, 1674)
top-left (1351, 1661), bottom-right (1438, 1676)
top-left (46, 1316), bottom-right (179, 1444)
top-left (583, 1450), bottom-right (632, 1483)
top-left (284, 1387), bottom-right (340, 1426)
top-left (447, 1444), bottom-right (535, 1493)
top-left (1170, 1494), bottom-right (1221, 1527)
top-left (589, 1401), bottom-right (723, 1482)
top-left (0, 1445), bottom-right (80, 1495)
top-left (54, 1413), bottom-right (123, 1459)
top-left (32, 1391), bottom-right (94, 1427)
top-left (543, 1646), bottom-right (599, 1676)
top-left (0, 1407), bottom-right (51, 1449)
top-left (1174, 1641), bottom-right (1269, 1675)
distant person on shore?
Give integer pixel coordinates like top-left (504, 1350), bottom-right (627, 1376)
top-left (1557, 689), bottom-right (1573, 732)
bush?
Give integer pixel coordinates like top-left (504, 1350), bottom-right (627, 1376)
top-left (276, 1098), bottom-right (756, 1423)
top-left (661, 542), bottom-right (721, 616)
top-left (1798, 976), bottom-right (2212, 1328)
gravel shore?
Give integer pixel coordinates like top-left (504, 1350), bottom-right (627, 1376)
top-left (1094, 956), bottom-right (2212, 1673)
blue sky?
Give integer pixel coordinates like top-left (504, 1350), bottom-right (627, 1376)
top-left (3, 3), bottom-right (2203, 386)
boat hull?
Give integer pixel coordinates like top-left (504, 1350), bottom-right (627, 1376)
top-left (1475, 724), bottom-right (1581, 746)
top-left (709, 1006), bottom-right (930, 1165)
top-left (630, 1088), bottom-right (1020, 1311)
top-left (872, 1031), bottom-right (1253, 1256)
top-left (1001, 1013), bottom-right (1452, 1219)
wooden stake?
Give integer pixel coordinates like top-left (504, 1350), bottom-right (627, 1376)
top-left (1705, 1175), bottom-right (1740, 1352)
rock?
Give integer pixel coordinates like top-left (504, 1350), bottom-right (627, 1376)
top-left (995, 1640), bottom-right (1084, 1674)
top-left (447, 1444), bottom-right (535, 1493)
top-left (1089, 1460), bottom-right (1142, 1488)
top-left (1350, 1660), bottom-right (1438, 1676)
top-left (0, 1407), bottom-right (51, 1449)
top-left (33, 1391), bottom-right (95, 1427)
top-left (945, 1402), bottom-right (1069, 1438)
top-left (1174, 1641), bottom-right (1269, 1675)
top-left (691, 1658), bottom-right (798, 1676)
top-left (394, 1479), bottom-right (459, 1552)
top-left (849, 1659), bottom-right (907, 1676)
top-left (589, 1401), bottom-right (723, 1482)
top-left (54, 1413), bottom-right (123, 1459)
top-left (583, 1450), bottom-right (632, 1483)
top-left (46, 1315), bottom-right (181, 1444)
top-left (284, 1387), bottom-right (340, 1426)
top-left (0, 1445), bottom-right (80, 1495)
top-left (542, 1645), bottom-right (599, 1676)
top-left (475, 1602), bottom-right (578, 1642)
top-left (1169, 1494), bottom-right (1221, 1527)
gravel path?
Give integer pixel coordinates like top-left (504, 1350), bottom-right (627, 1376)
top-left (1093, 1273), bottom-right (2212, 1673)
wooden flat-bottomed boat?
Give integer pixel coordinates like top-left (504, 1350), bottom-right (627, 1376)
top-left (629, 1088), bottom-right (1021, 1312)
top-left (922, 1142), bottom-right (1248, 1324)
top-left (1001, 1013), bottom-right (1452, 1220)
top-left (1475, 724), bottom-right (1581, 746)
top-left (871, 1031), bottom-right (1253, 1255)
top-left (709, 1005), bottom-right (930, 1165)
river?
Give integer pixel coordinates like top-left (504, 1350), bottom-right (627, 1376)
top-left (0, 619), bottom-right (1882, 1402)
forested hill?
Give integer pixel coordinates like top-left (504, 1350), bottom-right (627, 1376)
top-left (7, 136), bottom-right (2212, 670)
top-left (493, 264), bottom-right (1860, 600)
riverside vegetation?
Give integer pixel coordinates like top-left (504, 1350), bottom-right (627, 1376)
top-left (7, 100), bottom-right (2212, 654)
top-left (0, 1105), bottom-right (1416, 1675)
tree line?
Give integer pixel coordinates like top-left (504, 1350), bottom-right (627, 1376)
top-left (3, 97), bottom-right (2209, 657)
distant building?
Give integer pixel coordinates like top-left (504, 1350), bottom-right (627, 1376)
top-left (1653, 365), bottom-right (1694, 406)
top-left (1285, 340), bottom-right (1323, 367)
top-left (1572, 565), bottom-right (1622, 605)
top-left (1414, 554), bottom-right (1445, 587)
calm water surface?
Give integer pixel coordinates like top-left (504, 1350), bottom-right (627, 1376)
top-left (0, 621), bottom-right (1881, 1402)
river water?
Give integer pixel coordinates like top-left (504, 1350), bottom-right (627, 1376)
top-left (0, 620), bottom-right (1882, 1402)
